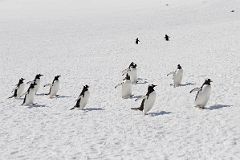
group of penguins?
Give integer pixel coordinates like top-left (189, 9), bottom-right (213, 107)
top-left (9, 62), bottom-right (212, 114)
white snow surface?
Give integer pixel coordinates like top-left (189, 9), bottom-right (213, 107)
top-left (0, 0), bottom-right (240, 159)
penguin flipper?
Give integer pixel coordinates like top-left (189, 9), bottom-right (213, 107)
top-left (167, 71), bottom-right (175, 76)
top-left (190, 87), bottom-right (201, 93)
top-left (131, 99), bottom-right (145, 111)
top-left (8, 95), bottom-right (14, 99)
top-left (115, 83), bottom-right (123, 88)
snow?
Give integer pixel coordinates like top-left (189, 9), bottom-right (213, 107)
top-left (0, 0), bottom-right (240, 159)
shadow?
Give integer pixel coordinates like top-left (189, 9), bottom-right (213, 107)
top-left (207, 104), bottom-right (232, 110)
top-left (27, 104), bottom-right (49, 108)
top-left (56, 95), bottom-right (71, 99)
top-left (170, 82), bottom-right (195, 87)
top-left (130, 95), bottom-right (144, 101)
top-left (136, 78), bottom-right (148, 84)
top-left (36, 93), bottom-right (46, 96)
top-left (148, 111), bottom-right (171, 117)
top-left (179, 82), bottom-right (196, 86)
top-left (83, 108), bottom-right (104, 111)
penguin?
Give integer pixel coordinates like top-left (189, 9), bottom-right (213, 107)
top-left (164, 34), bottom-right (170, 41)
top-left (122, 62), bottom-right (138, 83)
top-left (115, 74), bottom-right (132, 99)
top-left (44, 75), bottom-right (61, 98)
top-left (136, 38), bottom-right (140, 44)
top-left (22, 83), bottom-right (36, 105)
top-left (27, 74), bottom-right (43, 94)
top-left (190, 79), bottom-right (212, 109)
top-left (167, 64), bottom-right (183, 87)
top-left (8, 78), bottom-right (25, 98)
top-left (131, 84), bottom-right (157, 115)
top-left (70, 85), bottom-right (90, 110)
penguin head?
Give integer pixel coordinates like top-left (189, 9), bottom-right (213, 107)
top-left (125, 74), bottom-right (130, 80)
top-left (132, 64), bottom-right (137, 69)
top-left (19, 78), bottom-right (25, 83)
top-left (204, 79), bottom-right (213, 85)
top-left (35, 74), bottom-right (43, 79)
top-left (148, 84), bottom-right (157, 90)
top-left (85, 85), bottom-right (89, 89)
top-left (54, 75), bottom-right (61, 80)
top-left (177, 64), bottom-right (182, 69)
top-left (129, 62), bottom-right (135, 68)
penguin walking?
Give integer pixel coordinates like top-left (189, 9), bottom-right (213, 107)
top-left (131, 84), bottom-right (157, 115)
top-left (115, 74), bottom-right (132, 99)
top-left (122, 62), bottom-right (138, 83)
top-left (167, 64), bottom-right (183, 87)
top-left (190, 79), bottom-right (212, 109)
top-left (22, 83), bottom-right (36, 105)
top-left (136, 38), bottom-right (140, 44)
top-left (27, 74), bottom-right (43, 94)
top-left (8, 78), bottom-right (25, 98)
top-left (44, 75), bottom-right (61, 98)
top-left (70, 85), bottom-right (90, 110)
top-left (164, 34), bottom-right (170, 41)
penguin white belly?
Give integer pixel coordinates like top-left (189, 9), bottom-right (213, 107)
top-left (34, 79), bottom-right (40, 94)
top-left (195, 85), bottom-right (211, 107)
top-left (122, 80), bottom-right (132, 98)
top-left (17, 83), bottom-right (25, 98)
top-left (24, 90), bottom-right (35, 105)
top-left (80, 91), bottom-right (90, 109)
top-left (174, 69), bottom-right (183, 86)
top-left (49, 81), bottom-right (59, 97)
top-left (129, 68), bottom-right (137, 83)
top-left (143, 91), bottom-right (156, 114)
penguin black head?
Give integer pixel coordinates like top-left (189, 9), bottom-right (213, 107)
top-left (85, 85), bottom-right (89, 89)
top-left (204, 79), bottom-right (213, 85)
top-left (177, 64), bottom-right (182, 69)
top-left (132, 64), bottom-right (137, 69)
top-left (35, 74), bottom-right (43, 79)
top-left (19, 78), bottom-right (25, 83)
top-left (125, 74), bottom-right (130, 80)
top-left (129, 62), bottom-right (135, 68)
top-left (54, 75), bottom-right (61, 80)
top-left (147, 84), bottom-right (157, 95)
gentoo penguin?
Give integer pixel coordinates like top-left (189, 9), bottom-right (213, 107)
top-left (190, 79), bottom-right (212, 109)
top-left (22, 83), bottom-right (36, 105)
top-left (167, 64), bottom-right (183, 87)
top-left (122, 62), bottom-right (138, 83)
top-left (164, 34), bottom-right (170, 41)
top-left (70, 85), bottom-right (90, 110)
top-left (136, 38), bottom-right (140, 44)
top-left (8, 78), bottom-right (25, 98)
top-left (115, 74), bottom-right (132, 99)
top-left (131, 84), bottom-right (157, 115)
top-left (44, 75), bottom-right (61, 98)
top-left (27, 74), bottom-right (43, 94)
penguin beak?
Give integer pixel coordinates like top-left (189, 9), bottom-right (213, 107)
top-left (152, 84), bottom-right (157, 88)
top-left (40, 74), bottom-right (43, 77)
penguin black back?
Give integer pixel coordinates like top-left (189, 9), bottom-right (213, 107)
top-left (125, 74), bottom-right (130, 80)
top-left (80, 85), bottom-right (89, 97)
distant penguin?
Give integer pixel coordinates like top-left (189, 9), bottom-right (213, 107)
top-left (164, 34), bottom-right (170, 41)
top-left (190, 79), bottom-right (212, 109)
top-left (27, 74), bottom-right (43, 94)
top-left (70, 85), bottom-right (90, 110)
top-left (8, 78), bottom-right (25, 98)
top-left (136, 38), bottom-right (140, 44)
top-left (167, 64), bottom-right (183, 87)
top-left (115, 74), bottom-right (132, 99)
top-left (22, 83), bottom-right (36, 105)
top-left (44, 75), bottom-right (61, 98)
top-left (131, 84), bottom-right (157, 115)
top-left (122, 62), bottom-right (138, 83)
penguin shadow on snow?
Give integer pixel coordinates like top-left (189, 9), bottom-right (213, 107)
top-left (148, 111), bottom-right (172, 117)
top-left (82, 107), bottom-right (104, 112)
top-left (130, 95), bottom-right (144, 100)
top-left (26, 103), bottom-right (49, 108)
top-left (207, 104), bottom-right (232, 110)
top-left (136, 78), bottom-right (148, 84)
top-left (170, 82), bottom-right (195, 87)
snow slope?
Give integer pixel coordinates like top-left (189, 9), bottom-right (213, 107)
top-left (0, 0), bottom-right (240, 159)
